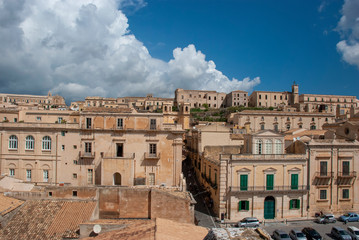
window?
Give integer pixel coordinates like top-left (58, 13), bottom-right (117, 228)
top-left (9, 169), bottom-right (15, 177)
top-left (342, 189), bottom-right (350, 199)
top-left (42, 136), bottom-right (51, 150)
top-left (240, 174), bottom-right (248, 191)
top-left (73, 173), bottom-right (77, 179)
top-left (86, 118), bottom-right (92, 129)
top-left (342, 161), bottom-right (350, 175)
top-left (150, 119), bottom-right (156, 130)
top-left (26, 169), bottom-right (31, 181)
top-left (259, 95), bottom-right (261, 99)
top-left (73, 191), bottom-right (78, 197)
top-left (87, 169), bottom-right (93, 184)
top-left (261, 116), bottom-right (264, 121)
top-left (14, 118), bottom-right (17, 122)
top-left (73, 160), bottom-right (78, 165)
top-left (117, 118), bottom-right (124, 129)
top-left (286, 124), bottom-right (290, 130)
top-left (275, 140), bottom-right (282, 154)
top-left (58, 117), bottom-right (63, 123)
top-left (312, 117), bottom-right (315, 122)
top-left (8, 135), bottom-right (18, 149)
top-left (43, 170), bottom-right (49, 182)
top-left (266, 174), bottom-right (274, 190)
top-left (265, 95), bottom-right (267, 100)
top-left (289, 199), bottom-right (300, 209)
top-left (238, 200), bottom-right (249, 211)
top-left (208, 167), bottom-right (211, 182)
top-left (149, 173), bottom-right (155, 185)
top-left (85, 142), bottom-right (92, 153)
top-left (149, 143), bottom-right (157, 157)
top-left (261, 124), bottom-right (265, 130)
top-left (320, 161), bottom-right (328, 176)
top-left (255, 140), bottom-right (262, 154)
top-left (274, 117), bottom-right (277, 122)
top-left (291, 174), bottom-right (299, 190)
top-left (265, 140), bottom-right (272, 154)
top-left (274, 124), bottom-right (278, 132)
top-left (320, 189), bottom-right (327, 200)
top-left (116, 143), bottom-right (123, 157)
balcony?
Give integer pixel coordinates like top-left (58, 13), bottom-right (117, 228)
top-left (229, 185), bottom-right (308, 194)
top-left (79, 151), bottom-right (95, 159)
top-left (231, 154), bottom-right (306, 162)
top-left (102, 153), bottom-right (135, 159)
top-left (337, 171), bottom-right (357, 178)
top-left (337, 171), bottom-right (357, 186)
top-left (144, 152), bottom-right (161, 160)
top-left (314, 172), bottom-right (334, 178)
top-left (313, 172), bottom-right (333, 186)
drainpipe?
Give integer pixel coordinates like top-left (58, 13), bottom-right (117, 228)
top-left (55, 133), bottom-right (58, 185)
top-left (330, 147), bottom-right (333, 209)
top-left (307, 145), bottom-right (310, 215)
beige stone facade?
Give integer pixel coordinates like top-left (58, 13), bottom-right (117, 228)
top-left (232, 110), bottom-right (335, 133)
top-left (249, 91), bottom-right (292, 108)
top-left (0, 107), bottom-right (186, 187)
top-left (289, 139), bottom-right (359, 216)
top-left (175, 89), bottom-right (227, 109)
top-left (221, 131), bottom-right (308, 221)
top-left (0, 92), bottom-right (66, 109)
top-left (85, 94), bottom-right (174, 111)
top-left (224, 90), bottom-right (249, 107)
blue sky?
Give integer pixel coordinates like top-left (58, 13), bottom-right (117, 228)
top-left (0, 0), bottom-right (358, 102)
top-left (125, 0), bottom-right (359, 97)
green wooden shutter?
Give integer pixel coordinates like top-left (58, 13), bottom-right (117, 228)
top-left (240, 175), bottom-right (248, 191)
top-left (245, 201), bottom-right (249, 210)
top-left (289, 200), bottom-right (293, 209)
top-left (266, 174), bottom-right (274, 190)
top-left (238, 201), bottom-right (241, 211)
top-left (296, 199), bottom-right (300, 208)
top-left (291, 174), bottom-right (298, 190)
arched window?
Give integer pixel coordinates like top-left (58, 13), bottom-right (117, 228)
top-left (287, 117), bottom-right (290, 121)
top-left (9, 135), bottom-right (18, 149)
top-left (275, 140), bottom-right (282, 154)
top-left (255, 140), bottom-right (263, 154)
top-left (25, 136), bottom-right (35, 150)
top-left (265, 140), bottom-right (272, 154)
top-left (42, 136), bottom-right (51, 150)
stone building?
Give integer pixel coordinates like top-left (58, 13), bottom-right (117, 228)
top-left (0, 106), bottom-right (187, 187)
top-left (231, 110), bottom-right (335, 133)
top-left (0, 92), bottom-right (66, 109)
top-left (175, 89), bottom-right (227, 109)
top-left (288, 138), bottom-right (359, 216)
top-left (187, 126), bottom-right (308, 221)
top-left (224, 90), bottom-right (249, 107)
top-left (85, 94), bottom-right (174, 111)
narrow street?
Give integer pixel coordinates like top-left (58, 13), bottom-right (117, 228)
top-left (182, 158), bottom-right (220, 228)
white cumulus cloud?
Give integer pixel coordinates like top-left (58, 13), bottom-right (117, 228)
top-left (336, 0), bottom-right (359, 68)
top-left (0, 0), bottom-right (260, 103)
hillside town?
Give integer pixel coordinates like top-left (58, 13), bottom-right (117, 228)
top-left (0, 83), bottom-right (359, 239)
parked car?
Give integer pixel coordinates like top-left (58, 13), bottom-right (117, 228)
top-left (302, 227), bottom-right (322, 240)
top-left (237, 217), bottom-right (260, 228)
top-left (331, 226), bottom-right (352, 240)
top-left (289, 229), bottom-right (307, 240)
top-left (273, 230), bottom-right (291, 240)
top-left (339, 213), bottom-right (359, 223)
top-left (347, 226), bottom-right (359, 240)
top-left (315, 214), bottom-right (336, 224)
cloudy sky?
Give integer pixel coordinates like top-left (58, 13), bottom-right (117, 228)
top-left (0, 0), bottom-right (358, 103)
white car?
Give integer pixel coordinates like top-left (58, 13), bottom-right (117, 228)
top-left (347, 226), bottom-right (359, 240)
top-left (289, 229), bottom-right (307, 240)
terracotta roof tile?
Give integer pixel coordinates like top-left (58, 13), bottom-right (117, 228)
top-left (0, 200), bottom-right (96, 240)
top-left (0, 194), bottom-right (24, 216)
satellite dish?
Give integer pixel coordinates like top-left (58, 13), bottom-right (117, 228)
top-left (297, 137), bottom-right (300, 140)
top-left (293, 138), bottom-right (296, 142)
top-left (93, 224), bottom-right (102, 234)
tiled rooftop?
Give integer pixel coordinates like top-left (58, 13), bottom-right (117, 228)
top-left (0, 200), bottom-right (96, 240)
top-left (0, 194), bottom-right (24, 216)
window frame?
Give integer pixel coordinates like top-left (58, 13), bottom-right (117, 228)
top-left (25, 135), bottom-right (35, 150)
top-left (42, 136), bottom-right (52, 150)
top-left (238, 200), bottom-right (250, 211)
top-left (8, 135), bottom-right (18, 150)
